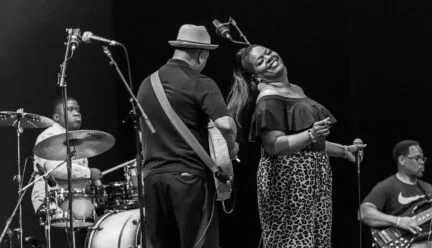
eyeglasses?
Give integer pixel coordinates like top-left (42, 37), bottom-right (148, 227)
top-left (406, 156), bottom-right (427, 163)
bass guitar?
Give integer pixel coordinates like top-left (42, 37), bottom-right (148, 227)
top-left (371, 197), bottom-right (432, 248)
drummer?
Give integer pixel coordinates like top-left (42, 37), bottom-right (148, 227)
top-left (30, 96), bottom-right (103, 215)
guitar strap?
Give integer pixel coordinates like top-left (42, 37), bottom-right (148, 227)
top-left (149, 70), bottom-right (215, 248)
top-left (150, 71), bottom-right (219, 175)
top-left (417, 181), bottom-right (432, 201)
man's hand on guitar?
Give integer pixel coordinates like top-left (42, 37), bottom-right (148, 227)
top-left (397, 216), bottom-right (422, 234)
top-left (229, 142), bottom-right (240, 162)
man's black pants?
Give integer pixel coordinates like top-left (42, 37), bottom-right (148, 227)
top-left (144, 172), bottom-right (219, 248)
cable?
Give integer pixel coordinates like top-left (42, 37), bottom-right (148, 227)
top-left (20, 156), bottom-right (32, 189)
top-left (221, 181), bottom-right (236, 214)
top-left (119, 43), bottom-right (133, 89)
top-left (193, 193), bottom-right (216, 248)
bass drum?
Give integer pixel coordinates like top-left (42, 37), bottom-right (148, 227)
top-left (85, 209), bottom-right (145, 248)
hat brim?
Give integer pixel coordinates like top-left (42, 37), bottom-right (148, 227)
top-left (168, 40), bottom-right (219, 50)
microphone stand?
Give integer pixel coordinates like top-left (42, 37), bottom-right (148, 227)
top-left (356, 153), bottom-right (363, 248)
top-left (101, 45), bottom-right (155, 247)
top-left (215, 17), bottom-right (251, 46)
top-left (44, 179), bottom-right (51, 248)
top-left (20, 160), bottom-right (67, 193)
top-left (57, 28), bottom-right (78, 248)
top-left (228, 17), bottom-right (251, 45)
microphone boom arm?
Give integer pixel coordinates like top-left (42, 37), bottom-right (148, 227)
top-left (229, 17), bottom-right (250, 45)
top-left (20, 160), bottom-right (67, 193)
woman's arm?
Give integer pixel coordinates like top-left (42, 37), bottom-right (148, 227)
top-left (261, 130), bottom-right (311, 156)
top-left (325, 141), bottom-right (346, 158)
top-left (261, 118), bottom-right (331, 156)
top-left (325, 141), bottom-right (367, 162)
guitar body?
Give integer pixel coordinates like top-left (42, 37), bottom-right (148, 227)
top-left (208, 121), bottom-right (233, 201)
top-left (371, 198), bottom-right (432, 248)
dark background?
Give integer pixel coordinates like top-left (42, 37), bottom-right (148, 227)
top-left (0, 0), bottom-right (430, 247)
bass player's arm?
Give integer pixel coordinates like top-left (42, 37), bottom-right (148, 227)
top-left (360, 202), bottom-right (398, 227)
top-left (360, 202), bottom-right (422, 234)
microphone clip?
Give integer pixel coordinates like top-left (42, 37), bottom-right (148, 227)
top-left (212, 17), bottom-right (251, 46)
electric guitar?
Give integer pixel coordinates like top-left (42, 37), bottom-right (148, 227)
top-left (371, 197), bottom-right (432, 248)
top-left (208, 121), bottom-right (234, 201)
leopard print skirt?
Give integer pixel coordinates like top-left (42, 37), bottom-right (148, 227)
top-left (257, 150), bottom-right (332, 248)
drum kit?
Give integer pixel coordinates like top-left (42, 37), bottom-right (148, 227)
top-left (0, 110), bottom-right (145, 248)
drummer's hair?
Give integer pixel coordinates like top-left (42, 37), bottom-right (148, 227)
top-left (52, 96), bottom-right (78, 114)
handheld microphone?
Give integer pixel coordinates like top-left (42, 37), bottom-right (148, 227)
top-left (70, 28), bottom-right (81, 53)
top-left (35, 163), bottom-right (57, 187)
top-left (82, 31), bottom-right (119, 46)
top-left (353, 138), bottom-right (364, 163)
top-left (212, 19), bottom-right (232, 40)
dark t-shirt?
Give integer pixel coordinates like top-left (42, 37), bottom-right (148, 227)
top-left (137, 59), bottom-right (229, 177)
top-left (363, 175), bottom-right (432, 215)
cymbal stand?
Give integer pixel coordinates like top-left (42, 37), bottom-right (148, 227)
top-left (57, 28), bottom-right (80, 248)
top-left (102, 45), bottom-right (155, 247)
top-left (12, 108), bottom-right (25, 248)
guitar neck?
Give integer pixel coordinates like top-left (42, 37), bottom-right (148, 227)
top-left (414, 206), bottom-right (432, 225)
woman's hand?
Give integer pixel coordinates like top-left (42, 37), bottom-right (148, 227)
top-left (310, 117), bottom-right (332, 142)
top-left (345, 141), bottom-right (367, 163)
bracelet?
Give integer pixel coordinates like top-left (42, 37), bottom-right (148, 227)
top-left (396, 216), bottom-right (401, 226)
top-left (307, 129), bottom-right (317, 143)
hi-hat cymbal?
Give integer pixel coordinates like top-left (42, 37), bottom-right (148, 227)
top-left (33, 130), bottom-right (115, 161)
top-left (0, 111), bottom-right (55, 129)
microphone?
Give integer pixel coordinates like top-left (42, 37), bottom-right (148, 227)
top-left (70, 28), bottom-right (81, 53)
top-left (212, 19), bottom-right (232, 40)
top-left (35, 163), bottom-right (57, 187)
top-left (353, 138), bottom-right (364, 163)
top-left (82, 31), bottom-right (119, 46)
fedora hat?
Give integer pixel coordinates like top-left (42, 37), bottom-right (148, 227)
top-left (168, 24), bottom-right (219, 50)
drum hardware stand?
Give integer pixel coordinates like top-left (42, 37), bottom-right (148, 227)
top-left (44, 179), bottom-right (51, 248)
top-left (0, 173), bottom-right (36, 247)
top-left (57, 28), bottom-right (81, 248)
top-left (102, 45), bottom-right (155, 248)
top-left (19, 159), bottom-right (68, 248)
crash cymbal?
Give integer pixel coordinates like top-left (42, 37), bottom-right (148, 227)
top-left (0, 111), bottom-right (55, 129)
top-left (33, 130), bottom-right (115, 160)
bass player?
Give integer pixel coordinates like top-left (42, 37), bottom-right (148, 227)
top-left (360, 140), bottom-right (432, 248)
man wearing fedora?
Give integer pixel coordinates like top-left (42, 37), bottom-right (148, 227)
top-left (137, 24), bottom-right (238, 247)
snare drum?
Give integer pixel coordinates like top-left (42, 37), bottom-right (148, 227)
top-left (85, 209), bottom-right (146, 248)
top-left (102, 181), bottom-right (139, 210)
top-left (48, 188), bottom-right (96, 228)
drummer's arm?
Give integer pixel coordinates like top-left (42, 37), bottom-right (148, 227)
top-left (34, 156), bottom-right (91, 180)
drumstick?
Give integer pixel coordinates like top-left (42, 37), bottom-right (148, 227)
top-left (102, 159), bottom-right (136, 176)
